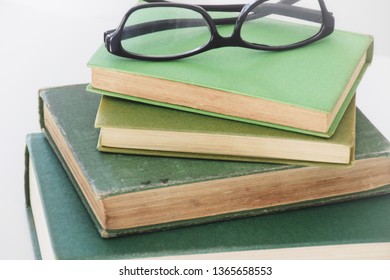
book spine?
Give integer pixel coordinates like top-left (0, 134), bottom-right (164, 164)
top-left (24, 135), bottom-right (43, 260)
top-left (24, 141), bottom-right (31, 209)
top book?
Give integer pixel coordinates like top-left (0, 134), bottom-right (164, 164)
top-left (87, 21), bottom-right (373, 138)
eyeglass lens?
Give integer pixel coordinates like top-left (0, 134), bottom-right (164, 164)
top-left (241, 0), bottom-right (323, 47)
top-left (121, 7), bottom-right (211, 57)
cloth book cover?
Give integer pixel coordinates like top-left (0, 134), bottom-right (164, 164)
top-left (38, 84), bottom-right (390, 238)
top-left (95, 94), bottom-right (356, 165)
top-left (87, 26), bottom-right (373, 138)
top-left (25, 133), bottom-right (390, 259)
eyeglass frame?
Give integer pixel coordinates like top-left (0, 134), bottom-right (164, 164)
top-left (104, 0), bottom-right (335, 61)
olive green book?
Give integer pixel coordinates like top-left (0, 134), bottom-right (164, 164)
top-left (25, 133), bottom-right (390, 259)
top-left (96, 94), bottom-right (356, 165)
top-left (39, 84), bottom-right (390, 238)
top-left (87, 27), bottom-right (373, 138)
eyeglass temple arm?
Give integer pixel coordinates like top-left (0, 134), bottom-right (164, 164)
top-left (143, 0), bottom-right (244, 12)
top-left (117, 2), bottom-right (326, 40)
top-left (142, 0), bottom-right (303, 12)
top-left (136, 0), bottom-right (325, 27)
top-left (202, 0), bottom-right (323, 25)
top-left (247, 3), bottom-right (323, 24)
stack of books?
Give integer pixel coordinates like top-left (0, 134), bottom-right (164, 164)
top-left (25, 14), bottom-right (390, 259)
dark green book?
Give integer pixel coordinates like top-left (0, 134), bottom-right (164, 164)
top-left (95, 94), bottom-right (356, 165)
top-left (39, 84), bottom-right (390, 238)
top-left (87, 27), bottom-right (373, 137)
top-left (25, 133), bottom-right (390, 259)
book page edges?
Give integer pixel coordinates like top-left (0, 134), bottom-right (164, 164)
top-left (102, 157), bottom-right (390, 230)
top-left (91, 68), bottom-right (329, 133)
top-left (100, 127), bottom-right (351, 164)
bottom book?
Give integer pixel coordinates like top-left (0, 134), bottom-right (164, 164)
top-left (25, 133), bottom-right (390, 260)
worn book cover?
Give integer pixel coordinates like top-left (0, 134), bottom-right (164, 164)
top-left (88, 27), bottom-right (373, 137)
top-left (38, 84), bottom-right (390, 238)
top-left (25, 133), bottom-right (390, 259)
top-left (96, 94), bottom-right (356, 165)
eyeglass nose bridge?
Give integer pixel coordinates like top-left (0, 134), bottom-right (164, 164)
top-left (209, 31), bottom-right (244, 49)
top-left (204, 15), bottom-right (244, 50)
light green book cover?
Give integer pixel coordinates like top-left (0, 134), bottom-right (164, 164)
top-left (95, 95), bottom-right (356, 165)
top-left (38, 84), bottom-right (390, 238)
top-left (26, 133), bottom-right (390, 259)
top-left (88, 26), bottom-right (373, 138)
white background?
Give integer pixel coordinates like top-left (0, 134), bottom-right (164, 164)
top-left (0, 0), bottom-right (389, 260)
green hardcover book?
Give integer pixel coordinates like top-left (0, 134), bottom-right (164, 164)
top-left (87, 26), bottom-right (373, 138)
top-left (39, 84), bottom-right (390, 238)
top-left (26, 133), bottom-right (390, 259)
top-left (95, 94), bottom-right (356, 165)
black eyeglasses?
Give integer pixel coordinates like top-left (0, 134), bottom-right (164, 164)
top-left (104, 0), bottom-right (334, 61)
